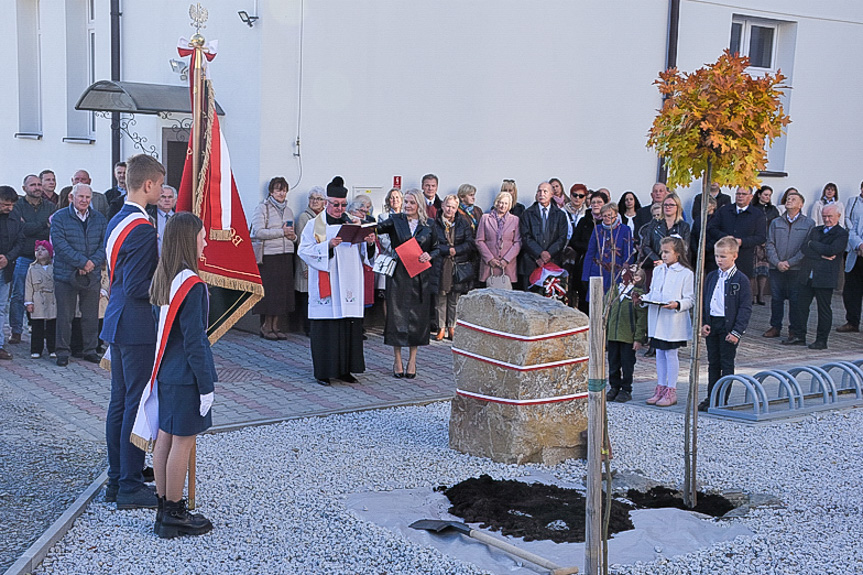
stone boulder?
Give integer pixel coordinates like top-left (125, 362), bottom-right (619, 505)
top-left (449, 289), bottom-right (590, 465)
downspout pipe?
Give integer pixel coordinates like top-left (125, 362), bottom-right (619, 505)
top-left (110, 0), bottom-right (121, 178)
top-left (658, 0), bottom-right (680, 183)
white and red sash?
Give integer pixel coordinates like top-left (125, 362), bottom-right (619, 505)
top-left (106, 211), bottom-right (152, 285)
top-left (130, 269), bottom-right (204, 452)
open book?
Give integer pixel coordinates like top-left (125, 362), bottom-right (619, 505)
top-left (335, 222), bottom-right (376, 244)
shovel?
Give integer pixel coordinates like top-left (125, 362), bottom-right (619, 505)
top-left (410, 519), bottom-right (579, 575)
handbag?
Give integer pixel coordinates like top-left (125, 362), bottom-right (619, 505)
top-left (453, 260), bottom-right (475, 284)
top-left (250, 202), bottom-right (270, 265)
top-left (486, 269), bottom-right (512, 290)
top-left (372, 254), bottom-right (397, 277)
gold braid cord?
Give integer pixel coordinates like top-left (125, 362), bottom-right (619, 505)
top-left (192, 80), bottom-right (215, 220)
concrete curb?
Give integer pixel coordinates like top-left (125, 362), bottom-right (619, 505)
top-left (3, 396), bottom-right (454, 575)
top-left (3, 469), bottom-right (108, 575)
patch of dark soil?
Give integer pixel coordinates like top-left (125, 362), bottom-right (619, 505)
top-left (625, 486), bottom-right (735, 517)
top-left (439, 474), bottom-right (635, 543)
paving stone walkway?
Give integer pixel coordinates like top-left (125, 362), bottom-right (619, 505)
top-left (1, 293), bottom-right (860, 444)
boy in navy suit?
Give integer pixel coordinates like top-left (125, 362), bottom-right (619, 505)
top-left (699, 236), bottom-right (752, 412)
top-left (101, 154), bottom-right (164, 509)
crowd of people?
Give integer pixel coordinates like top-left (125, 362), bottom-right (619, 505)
top-left (1, 163), bottom-right (863, 537)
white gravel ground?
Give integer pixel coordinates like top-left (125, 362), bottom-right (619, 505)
top-left (31, 402), bottom-right (863, 575)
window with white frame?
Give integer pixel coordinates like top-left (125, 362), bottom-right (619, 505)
top-left (730, 16), bottom-right (797, 175)
top-left (730, 17), bottom-right (778, 71)
top-left (16, 0), bottom-right (43, 137)
top-left (65, 0), bottom-right (94, 141)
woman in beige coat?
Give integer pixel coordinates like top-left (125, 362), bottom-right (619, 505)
top-left (251, 177), bottom-right (298, 339)
top-left (24, 240), bottom-right (57, 358)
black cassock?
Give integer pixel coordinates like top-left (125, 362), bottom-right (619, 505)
top-left (376, 214), bottom-right (440, 347)
top-left (309, 317), bottom-right (365, 380)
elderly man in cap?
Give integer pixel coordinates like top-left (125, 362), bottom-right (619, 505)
top-left (298, 176), bottom-right (375, 386)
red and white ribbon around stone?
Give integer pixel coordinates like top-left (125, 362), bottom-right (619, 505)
top-left (455, 320), bottom-right (588, 341)
top-left (455, 388), bottom-right (589, 405)
top-left (451, 346), bottom-right (588, 372)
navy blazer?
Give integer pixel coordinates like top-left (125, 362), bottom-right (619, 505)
top-left (702, 267), bottom-right (752, 340)
top-left (706, 204), bottom-right (767, 277)
top-left (799, 225), bottom-right (849, 290)
top-left (100, 204), bottom-right (159, 345)
top-left (157, 282), bottom-right (216, 395)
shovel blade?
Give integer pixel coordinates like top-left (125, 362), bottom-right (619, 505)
top-left (409, 519), bottom-right (471, 535)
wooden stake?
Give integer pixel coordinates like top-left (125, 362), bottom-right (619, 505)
top-left (188, 440), bottom-right (197, 510)
top-left (585, 277), bottom-right (605, 575)
top-left (684, 159), bottom-right (712, 508)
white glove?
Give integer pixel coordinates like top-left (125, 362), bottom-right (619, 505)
top-left (199, 392), bottom-right (214, 417)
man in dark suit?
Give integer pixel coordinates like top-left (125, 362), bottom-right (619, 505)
top-left (691, 182), bottom-right (732, 221)
top-left (104, 161), bottom-right (127, 220)
top-left (706, 186), bottom-right (767, 278)
top-left (421, 174), bottom-right (442, 219)
top-left (633, 182), bottom-right (669, 239)
top-left (518, 182), bottom-right (569, 289)
top-left (785, 204), bottom-right (848, 350)
top-left (101, 154), bottom-right (163, 509)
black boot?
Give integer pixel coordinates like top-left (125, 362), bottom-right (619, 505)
top-left (154, 495), bottom-right (164, 534)
top-left (157, 499), bottom-right (213, 539)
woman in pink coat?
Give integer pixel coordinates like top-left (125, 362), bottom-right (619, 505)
top-left (476, 191), bottom-right (521, 288)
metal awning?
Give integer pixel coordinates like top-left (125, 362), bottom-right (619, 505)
top-left (75, 80), bottom-right (225, 116)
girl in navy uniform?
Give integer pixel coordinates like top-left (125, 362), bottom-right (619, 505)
top-left (149, 212), bottom-right (216, 538)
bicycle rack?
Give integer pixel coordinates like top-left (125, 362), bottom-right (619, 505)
top-left (707, 360), bottom-right (863, 422)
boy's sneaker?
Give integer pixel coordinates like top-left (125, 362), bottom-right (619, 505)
top-left (49, 352), bottom-right (57, 358)
top-left (606, 388), bottom-right (620, 402)
top-left (31, 353), bottom-right (41, 359)
top-left (614, 390), bottom-right (632, 403)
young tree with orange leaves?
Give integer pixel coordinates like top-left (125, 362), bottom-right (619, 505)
top-left (646, 50), bottom-right (790, 508)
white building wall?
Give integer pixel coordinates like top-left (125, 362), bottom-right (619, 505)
top-left (1, 1), bottom-right (862, 218)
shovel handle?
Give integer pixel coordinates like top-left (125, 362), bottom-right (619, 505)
top-left (468, 529), bottom-right (578, 575)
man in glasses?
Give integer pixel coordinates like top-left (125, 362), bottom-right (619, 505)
top-left (298, 176), bottom-right (375, 386)
top-left (707, 186), bottom-right (767, 278)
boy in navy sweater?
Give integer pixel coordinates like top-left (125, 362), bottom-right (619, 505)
top-left (699, 236), bottom-right (753, 412)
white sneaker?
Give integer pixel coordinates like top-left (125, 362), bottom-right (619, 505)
top-left (31, 353), bottom-right (41, 359)
top-left (49, 352), bottom-right (57, 358)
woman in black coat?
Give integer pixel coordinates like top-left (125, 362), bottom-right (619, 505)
top-left (375, 189), bottom-right (440, 378)
top-left (431, 195), bottom-right (476, 341)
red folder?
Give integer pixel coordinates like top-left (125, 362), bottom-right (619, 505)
top-left (395, 238), bottom-right (431, 278)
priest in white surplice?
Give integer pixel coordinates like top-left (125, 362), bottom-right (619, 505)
top-left (298, 176), bottom-right (374, 385)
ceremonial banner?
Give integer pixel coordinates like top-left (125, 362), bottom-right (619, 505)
top-left (176, 38), bottom-right (263, 343)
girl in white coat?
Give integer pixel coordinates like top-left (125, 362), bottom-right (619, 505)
top-left (636, 236), bottom-right (694, 407)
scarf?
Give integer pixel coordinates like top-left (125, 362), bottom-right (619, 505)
top-left (267, 195), bottom-right (287, 215)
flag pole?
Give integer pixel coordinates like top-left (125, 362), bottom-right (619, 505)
top-left (186, 30), bottom-right (206, 511)
top-left (190, 32), bottom-right (206, 214)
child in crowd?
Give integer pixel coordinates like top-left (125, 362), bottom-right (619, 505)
top-left (24, 240), bottom-right (56, 359)
top-left (635, 236), bottom-right (694, 407)
top-left (148, 212), bottom-right (215, 539)
top-left (606, 266), bottom-right (648, 403)
top-left (700, 236), bottom-right (752, 411)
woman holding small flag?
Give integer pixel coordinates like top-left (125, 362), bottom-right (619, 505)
top-left (136, 212), bottom-right (216, 538)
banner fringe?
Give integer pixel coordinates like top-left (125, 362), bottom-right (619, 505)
top-left (129, 432), bottom-right (155, 453)
top-left (200, 271), bottom-right (264, 345)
